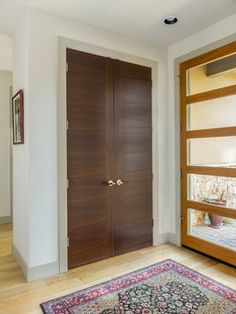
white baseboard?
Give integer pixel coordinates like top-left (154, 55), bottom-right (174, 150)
top-left (12, 233), bottom-right (180, 282)
top-left (12, 244), bottom-right (28, 279)
top-left (168, 232), bottom-right (181, 246)
top-left (0, 216), bottom-right (12, 224)
top-left (154, 232), bottom-right (183, 246)
top-left (154, 232), bottom-right (182, 246)
top-left (28, 260), bottom-right (59, 282)
top-left (153, 233), bottom-right (169, 246)
top-left (12, 244), bottom-right (59, 282)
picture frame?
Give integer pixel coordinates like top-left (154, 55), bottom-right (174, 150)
top-left (12, 89), bottom-right (24, 144)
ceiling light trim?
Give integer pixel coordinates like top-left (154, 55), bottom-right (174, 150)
top-left (163, 16), bottom-right (178, 25)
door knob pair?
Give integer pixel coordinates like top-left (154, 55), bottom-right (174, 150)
top-left (107, 179), bottom-right (124, 187)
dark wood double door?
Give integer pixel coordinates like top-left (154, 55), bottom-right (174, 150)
top-left (67, 49), bottom-right (153, 269)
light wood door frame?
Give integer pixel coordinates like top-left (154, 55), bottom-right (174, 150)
top-left (180, 41), bottom-right (236, 266)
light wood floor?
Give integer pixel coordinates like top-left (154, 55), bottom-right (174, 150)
top-left (0, 224), bottom-right (236, 314)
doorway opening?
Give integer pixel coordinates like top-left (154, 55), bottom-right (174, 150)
top-left (0, 70), bottom-right (22, 283)
top-left (0, 70), bottom-right (13, 243)
top-left (180, 41), bottom-right (236, 266)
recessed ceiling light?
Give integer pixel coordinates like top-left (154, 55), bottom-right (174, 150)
top-left (163, 16), bottom-right (178, 25)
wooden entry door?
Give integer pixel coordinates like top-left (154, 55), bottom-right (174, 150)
top-left (180, 42), bottom-right (236, 266)
top-left (67, 49), bottom-right (153, 269)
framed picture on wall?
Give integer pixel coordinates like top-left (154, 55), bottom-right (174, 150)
top-left (12, 89), bottom-right (24, 144)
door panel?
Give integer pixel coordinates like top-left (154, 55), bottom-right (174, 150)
top-left (181, 42), bottom-right (236, 267)
top-left (114, 60), bottom-right (153, 255)
top-left (123, 152), bottom-right (152, 172)
top-left (67, 50), bottom-right (153, 268)
top-left (67, 49), bottom-right (114, 268)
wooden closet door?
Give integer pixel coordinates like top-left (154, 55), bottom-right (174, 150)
top-left (114, 60), bottom-right (153, 254)
top-left (67, 49), bottom-right (114, 268)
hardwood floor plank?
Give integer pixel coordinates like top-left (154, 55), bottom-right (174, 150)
top-left (0, 225), bottom-right (236, 313)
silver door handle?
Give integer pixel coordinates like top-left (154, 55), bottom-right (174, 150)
top-left (116, 179), bottom-right (124, 186)
top-left (107, 180), bottom-right (116, 187)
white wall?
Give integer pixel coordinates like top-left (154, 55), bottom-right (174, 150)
top-left (0, 34), bottom-right (13, 71)
top-left (13, 14), bottom-right (30, 267)
top-left (168, 13), bottom-right (236, 241)
top-left (0, 33), bottom-right (13, 222)
top-left (13, 8), bottom-right (169, 273)
top-left (0, 71), bottom-right (12, 221)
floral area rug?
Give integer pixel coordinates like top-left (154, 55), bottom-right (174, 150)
top-left (41, 259), bottom-right (236, 313)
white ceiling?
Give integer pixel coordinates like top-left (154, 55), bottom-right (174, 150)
top-left (1, 0), bottom-right (236, 46)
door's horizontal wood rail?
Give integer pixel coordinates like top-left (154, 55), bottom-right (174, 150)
top-left (186, 200), bottom-right (236, 219)
top-left (182, 236), bottom-right (236, 266)
top-left (186, 84), bottom-right (236, 104)
top-left (182, 41), bottom-right (236, 70)
top-left (186, 126), bottom-right (236, 139)
top-left (185, 166), bottom-right (236, 177)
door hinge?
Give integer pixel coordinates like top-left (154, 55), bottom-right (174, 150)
top-left (67, 179), bottom-right (69, 189)
top-left (67, 238), bottom-right (70, 247)
top-left (66, 63), bottom-right (69, 72)
top-left (66, 120), bottom-right (69, 131)
top-left (180, 169), bottom-right (183, 178)
top-left (152, 219), bottom-right (154, 227)
top-left (177, 74), bottom-right (182, 84)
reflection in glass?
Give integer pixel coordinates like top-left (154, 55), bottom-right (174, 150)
top-left (188, 208), bottom-right (236, 251)
top-left (188, 174), bottom-right (236, 209)
top-left (186, 53), bottom-right (236, 96)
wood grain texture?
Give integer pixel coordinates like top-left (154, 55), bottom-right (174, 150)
top-left (186, 200), bottom-right (236, 219)
top-left (186, 166), bottom-right (236, 177)
top-left (114, 60), bottom-right (153, 255)
top-left (67, 49), bottom-right (114, 268)
top-left (67, 50), bottom-right (153, 268)
top-left (186, 84), bottom-right (236, 104)
top-left (1, 227), bottom-right (236, 314)
top-left (180, 61), bottom-right (188, 261)
top-left (182, 41), bottom-right (236, 69)
top-left (186, 126), bottom-right (236, 138)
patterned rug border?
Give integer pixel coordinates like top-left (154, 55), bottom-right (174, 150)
top-left (40, 258), bottom-right (236, 313)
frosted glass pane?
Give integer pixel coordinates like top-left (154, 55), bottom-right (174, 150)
top-left (187, 137), bottom-right (236, 167)
top-left (187, 94), bottom-right (236, 130)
